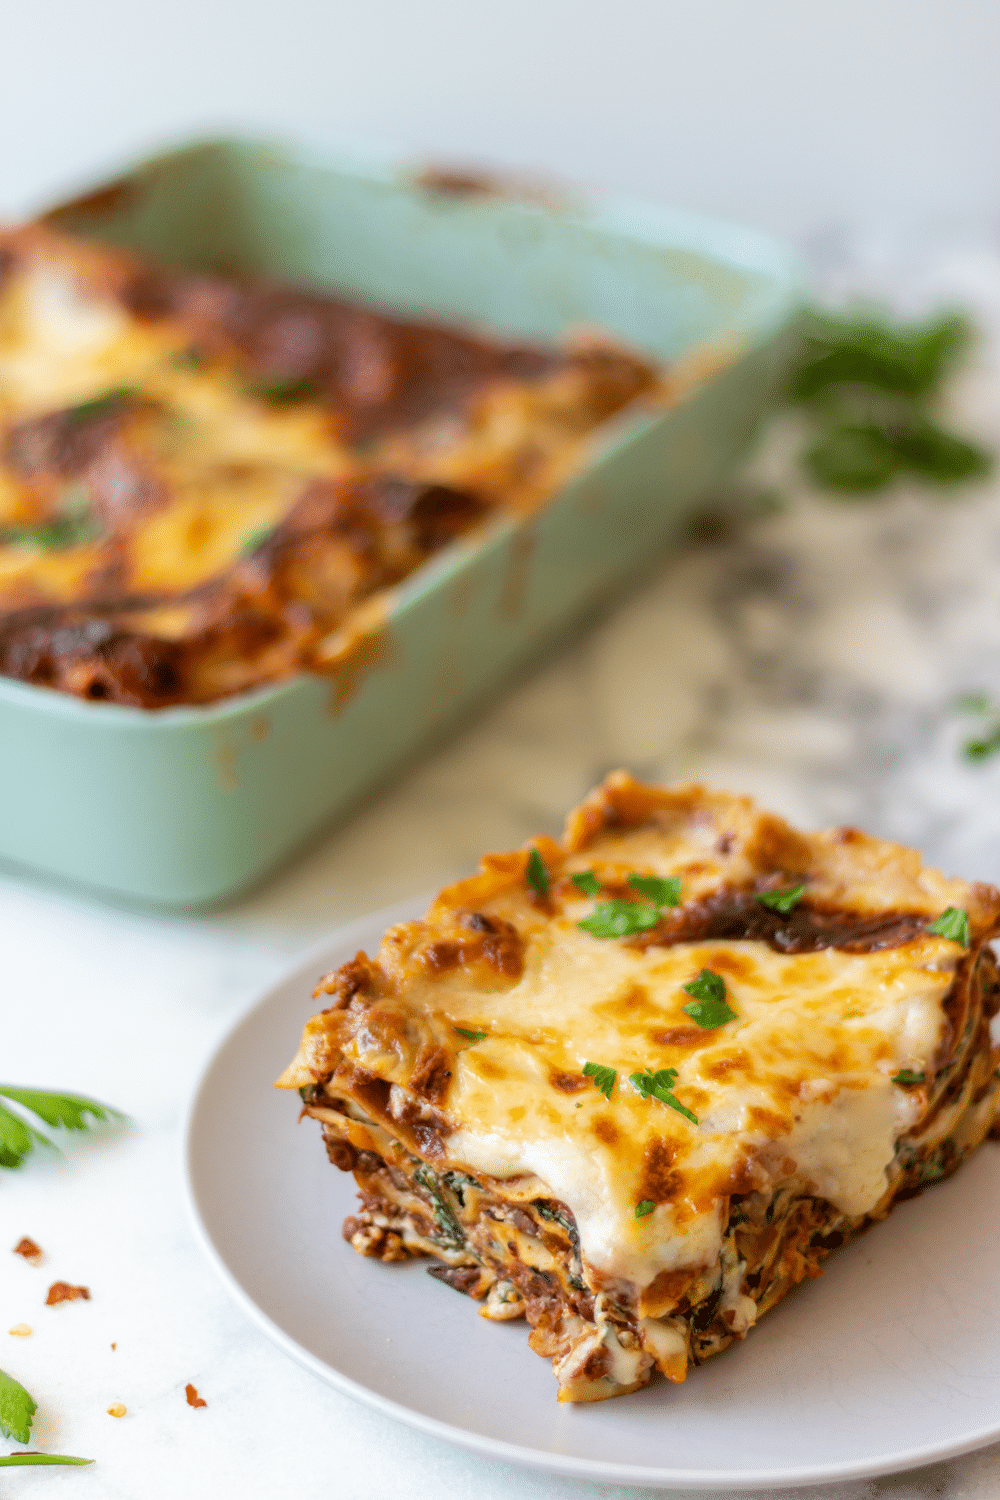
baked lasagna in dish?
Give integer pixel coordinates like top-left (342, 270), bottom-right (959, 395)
top-left (0, 225), bottom-right (656, 706)
top-left (278, 773), bottom-right (1000, 1402)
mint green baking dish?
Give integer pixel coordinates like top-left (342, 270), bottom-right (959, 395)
top-left (0, 138), bottom-right (803, 908)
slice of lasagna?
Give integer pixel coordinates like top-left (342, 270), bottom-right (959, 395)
top-left (277, 774), bottom-right (1000, 1402)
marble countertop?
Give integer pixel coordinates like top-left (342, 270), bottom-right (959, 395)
top-left (3, 240), bottom-right (1000, 1499)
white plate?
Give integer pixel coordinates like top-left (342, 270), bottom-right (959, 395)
top-left (183, 900), bottom-right (1000, 1490)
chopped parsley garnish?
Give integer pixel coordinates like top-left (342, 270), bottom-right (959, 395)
top-left (240, 525), bottom-right (275, 556)
top-left (925, 907), bottom-right (971, 946)
top-left (892, 1069), bottom-right (926, 1085)
top-left (65, 387), bottom-right (132, 425)
top-left (526, 847), bottom-right (551, 898)
top-left (570, 870), bottom-right (601, 897)
top-left (577, 900), bottom-right (662, 939)
top-left (635, 1200), bottom-right (656, 1218)
top-left (757, 884), bottom-right (805, 914)
top-left (628, 874), bottom-right (682, 907)
top-left (629, 1068), bottom-right (698, 1124)
top-left (0, 1087), bottom-right (123, 1172)
top-left (2, 487), bottom-right (102, 552)
top-left (453, 1027), bottom-right (488, 1042)
top-left (582, 1062), bottom-right (616, 1100)
top-left (682, 969), bottom-right (738, 1029)
top-left (259, 377), bottom-right (319, 402)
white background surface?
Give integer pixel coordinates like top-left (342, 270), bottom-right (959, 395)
top-left (1, 0), bottom-right (998, 240)
top-left (3, 5), bottom-right (1000, 1495)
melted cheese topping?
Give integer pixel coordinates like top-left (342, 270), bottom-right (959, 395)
top-left (347, 910), bottom-right (952, 1290)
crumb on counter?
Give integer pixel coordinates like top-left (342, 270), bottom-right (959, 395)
top-left (8, 1323), bottom-right (32, 1337)
top-left (106, 1403), bottom-right (126, 1419)
top-left (185, 1383), bottom-right (207, 1409)
top-left (111, 1341), bottom-right (117, 1350)
top-left (46, 1281), bottom-right (90, 1306)
top-left (13, 1237), bottom-right (43, 1264)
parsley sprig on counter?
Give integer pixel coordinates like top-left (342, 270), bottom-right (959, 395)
top-left (790, 309), bottom-right (991, 496)
top-left (0, 1367), bottom-right (91, 1464)
top-left (0, 1087), bottom-right (124, 1172)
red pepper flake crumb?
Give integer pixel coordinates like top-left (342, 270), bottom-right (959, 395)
top-left (111, 1342), bottom-right (117, 1350)
top-left (13, 1237), bottom-right (43, 1264)
top-left (185, 1383), bottom-right (207, 1409)
top-left (46, 1281), bottom-right (90, 1306)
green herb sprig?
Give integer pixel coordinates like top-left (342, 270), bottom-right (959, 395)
top-left (892, 1069), bottom-right (926, 1085)
top-left (628, 874), bottom-right (681, 906)
top-left (757, 885), bottom-right (805, 914)
top-left (526, 848), bottom-right (551, 898)
top-left (0, 1366), bottom-right (91, 1463)
top-left (0, 1087), bottom-right (124, 1172)
top-left (577, 870), bottom-right (681, 940)
top-left (790, 309), bottom-right (991, 497)
top-left (570, 870), bottom-right (601, 897)
top-left (925, 907), bottom-right (971, 946)
top-left (954, 694), bottom-right (1000, 762)
top-left (577, 900), bottom-right (662, 939)
top-left (682, 969), bottom-right (738, 1029)
top-left (453, 1027), bottom-right (488, 1042)
top-left (635, 1200), bottom-right (656, 1218)
top-left (582, 1062), bottom-right (616, 1100)
top-left (629, 1068), bottom-right (698, 1125)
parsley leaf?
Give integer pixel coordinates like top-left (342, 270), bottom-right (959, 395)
top-left (453, 1027), bottom-right (488, 1042)
top-left (259, 377), bottom-right (319, 402)
top-left (682, 969), bottom-right (727, 1006)
top-left (65, 388), bottom-right (133, 425)
top-left (0, 1455), bottom-right (93, 1466)
top-left (805, 422), bottom-right (901, 492)
top-left (0, 1368), bottom-right (37, 1445)
top-left (629, 1068), bottom-right (698, 1124)
top-left (682, 969), bottom-right (738, 1029)
top-left (240, 525), bottom-right (275, 556)
top-left (953, 692), bottom-right (992, 714)
top-left (757, 884), bottom-right (805, 914)
top-left (629, 874), bottom-right (682, 907)
top-left (570, 870), bottom-right (601, 897)
top-left (963, 724), bottom-right (1000, 761)
top-left (635, 1200), bottom-right (656, 1218)
top-left (925, 907), bottom-right (971, 946)
top-left (0, 1087), bottom-right (124, 1171)
top-left (578, 900), bottom-right (662, 940)
top-left (582, 1062), bottom-right (616, 1100)
top-left (526, 848), bottom-right (551, 898)
top-left (791, 310), bottom-right (971, 402)
top-left (892, 1069), bottom-right (926, 1085)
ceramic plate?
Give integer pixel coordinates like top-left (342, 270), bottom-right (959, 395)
top-left (183, 901), bottom-right (1000, 1490)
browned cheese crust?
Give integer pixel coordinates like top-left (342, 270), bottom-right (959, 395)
top-left (278, 774), bottom-right (1000, 1402)
top-left (0, 225), bottom-right (658, 706)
